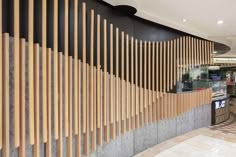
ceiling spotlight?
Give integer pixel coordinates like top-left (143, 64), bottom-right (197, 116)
top-left (183, 19), bottom-right (187, 22)
top-left (213, 51), bottom-right (218, 54)
top-left (217, 20), bottom-right (224, 25)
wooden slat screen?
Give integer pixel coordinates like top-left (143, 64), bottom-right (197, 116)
top-left (0, 1), bottom-right (215, 156)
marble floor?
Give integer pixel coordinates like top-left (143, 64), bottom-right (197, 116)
top-left (134, 106), bottom-right (236, 157)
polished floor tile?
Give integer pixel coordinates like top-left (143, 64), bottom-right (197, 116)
top-left (155, 135), bottom-right (236, 157)
top-left (134, 106), bottom-right (236, 157)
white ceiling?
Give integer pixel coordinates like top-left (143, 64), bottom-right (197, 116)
top-left (103, 0), bottom-right (236, 57)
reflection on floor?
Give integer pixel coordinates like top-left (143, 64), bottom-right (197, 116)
top-left (134, 106), bottom-right (236, 157)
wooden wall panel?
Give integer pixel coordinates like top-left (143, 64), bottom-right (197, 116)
top-left (104, 19), bottom-right (109, 142)
top-left (67, 57), bottom-right (73, 157)
top-left (42, 0), bottom-right (48, 143)
top-left (197, 39), bottom-right (199, 65)
top-left (19, 39), bottom-right (26, 157)
top-left (183, 37), bottom-right (186, 74)
top-left (156, 42), bottom-right (159, 121)
top-left (126, 35), bottom-right (130, 131)
top-left (139, 40), bottom-right (143, 126)
top-left (84, 65), bottom-right (89, 156)
top-left (173, 40), bottom-right (176, 85)
top-left (46, 48), bottom-right (52, 157)
top-left (191, 37), bottom-right (194, 68)
top-left (82, 2), bottom-right (87, 134)
top-left (90, 10), bottom-right (95, 133)
top-left (121, 32), bottom-right (125, 133)
top-left (163, 42), bottom-right (166, 93)
top-left (186, 37), bottom-right (189, 71)
top-left (110, 24), bottom-right (115, 138)
top-left (135, 39), bottom-right (139, 127)
top-left (0, 2), bottom-right (215, 155)
top-left (2, 33), bottom-right (10, 157)
top-left (160, 42), bottom-right (163, 93)
top-left (167, 41), bottom-right (170, 91)
top-left (148, 41), bottom-right (151, 122)
top-left (0, 0), bottom-right (2, 149)
top-left (64, 0), bottom-right (69, 137)
top-left (211, 42), bottom-right (214, 64)
top-left (199, 40), bottom-right (202, 65)
top-left (92, 67), bottom-right (97, 150)
top-left (131, 37), bottom-right (135, 129)
top-left (170, 40), bottom-right (173, 89)
top-left (34, 44), bottom-right (40, 157)
top-left (156, 42), bottom-right (159, 98)
top-left (76, 60), bottom-right (82, 156)
top-left (53, 0), bottom-right (59, 140)
top-left (179, 38), bottom-right (182, 80)
top-left (58, 52), bottom-right (63, 157)
top-left (144, 41), bottom-right (147, 124)
top-left (204, 41), bottom-right (207, 65)
top-left (14, 0), bottom-right (20, 147)
top-left (176, 39), bottom-right (180, 81)
top-left (115, 28), bottom-right (120, 136)
top-left (96, 15), bottom-right (102, 145)
top-left (152, 42), bottom-right (155, 121)
top-left (74, 0), bottom-right (79, 135)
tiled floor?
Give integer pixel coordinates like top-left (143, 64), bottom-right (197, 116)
top-left (134, 105), bottom-right (236, 157)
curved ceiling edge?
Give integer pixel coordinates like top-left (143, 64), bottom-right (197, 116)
top-left (101, 0), bottom-right (231, 55)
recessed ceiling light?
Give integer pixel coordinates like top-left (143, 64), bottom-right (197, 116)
top-left (183, 19), bottom-right (187, 22)
top-left (213, 51), bottom-right (218, 54)
top-left (217, 20), bottom-right (224, 25)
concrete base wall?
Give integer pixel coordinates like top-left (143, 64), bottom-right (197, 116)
top-left (89, 103), bottom-right (211, 157)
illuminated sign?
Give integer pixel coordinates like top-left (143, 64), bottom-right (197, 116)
top-left (214, 100), bottom-right (226, 109)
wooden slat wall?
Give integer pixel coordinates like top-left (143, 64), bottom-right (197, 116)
top-left (0, 2), bottom-right (215, 156)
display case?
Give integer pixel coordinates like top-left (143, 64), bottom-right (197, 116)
top-left (212, 97), bottom-right (229, 125)
top-left (210, 81), bottom-right (227, 97)
top-left (176, 66), bottom-right (209, 93)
